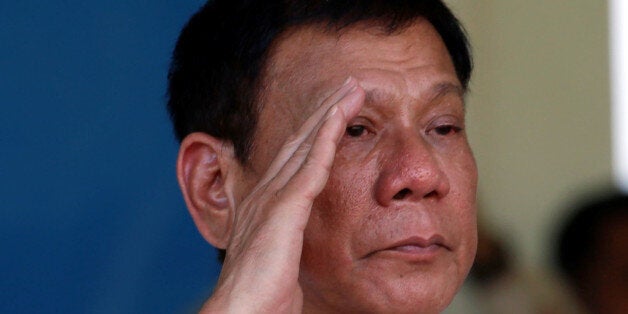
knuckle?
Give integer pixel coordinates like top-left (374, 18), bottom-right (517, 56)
top-left (283, 134), bottom-right (301, 149)
top-left (294, 142), bottom-right (312, 156)
top-left (303, 153), bottom-right (331, 174)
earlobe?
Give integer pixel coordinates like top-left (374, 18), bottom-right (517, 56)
top-left (176, 132), bottom-right (236, 249)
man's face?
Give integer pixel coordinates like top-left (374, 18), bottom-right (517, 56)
top-left (242, 20), bottom-right (478, 313)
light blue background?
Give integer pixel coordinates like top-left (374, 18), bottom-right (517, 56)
top-left (1, 1), bottom-right (222, 312)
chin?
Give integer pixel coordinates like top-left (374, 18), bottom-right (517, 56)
top-left (310, 270), bottom-right (462, 314)
top-left (351, 254), bottom-right (467, 313)
top-left (370, 275), bottom-right (460, 314)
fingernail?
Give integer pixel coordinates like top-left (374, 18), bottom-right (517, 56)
top-left (343, 83), bottom-right (359, 98)
top-left (343, 76), bottom-right (353, 86)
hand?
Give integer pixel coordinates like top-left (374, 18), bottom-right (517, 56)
top-left (201, 77), bottom-right (364, 313)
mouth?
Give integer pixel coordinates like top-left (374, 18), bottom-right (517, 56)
top-left (364, 235), bottom-right (450, 262)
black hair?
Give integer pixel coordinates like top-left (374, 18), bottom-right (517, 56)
top-left (555, 192), bottom-right (628, 285)
top-left (167, 0), bottom-right (472, 263)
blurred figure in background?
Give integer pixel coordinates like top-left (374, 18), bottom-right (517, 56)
top-left (555, 192), bottom-right (628, 314)
top-left (446, 220), bottom-right (577, 314)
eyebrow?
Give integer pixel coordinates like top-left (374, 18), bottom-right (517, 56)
top-left (364, 89), bottom-right (394, 105)
top-left (364, 82), bottom-right (464, 106)
top-left (429, 82), bottom-right (464, 102)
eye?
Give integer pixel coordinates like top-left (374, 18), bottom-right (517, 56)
top-left (346, 125), bottom-right (367, 137)
top-left (433, 125), bottom-right (462, 136)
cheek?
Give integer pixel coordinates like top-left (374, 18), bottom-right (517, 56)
top-left (302, 155), bottom-right (379, 263)
top-left (307, 159), bottom-right (376, 240)
top-left (299, 154), bottom-right (385, 307)
top-left (436, 148), bottom-right (478, 261)
top-left (445, 146), bottom-right (478, 209)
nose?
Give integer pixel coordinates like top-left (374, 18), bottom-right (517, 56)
top-left (374, 135), bottom-right (450, 207)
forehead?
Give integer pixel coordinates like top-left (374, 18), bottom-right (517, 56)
top-left (268, 19), bottom-right (448, 73)
top-left (260, 20), bottom-right (458, 117)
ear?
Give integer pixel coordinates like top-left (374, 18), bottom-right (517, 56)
top-left (176, 132), bottom-right (238, 249)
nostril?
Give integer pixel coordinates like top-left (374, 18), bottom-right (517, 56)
top-left (425, 190), bottom-right (437, 198)
top-left (393, 188), bottom-right (412, 200)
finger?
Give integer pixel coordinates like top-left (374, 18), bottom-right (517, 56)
top-left (268, 83), bottom-right (364, 192)
top-left (269, 85), bottom-right (365, 229)
top-left (233, 102), bottom-right (347, 234)
top-left (260, 77), bottom-right (358, 183)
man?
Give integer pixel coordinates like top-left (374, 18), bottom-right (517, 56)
top-left (167, 1), bottom-right (477, 313)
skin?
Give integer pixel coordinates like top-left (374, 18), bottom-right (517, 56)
top-left (177, 19), bottom-right (477, 314)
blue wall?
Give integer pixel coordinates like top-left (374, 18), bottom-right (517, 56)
top-left (0, 1), bottom-right (222, 312)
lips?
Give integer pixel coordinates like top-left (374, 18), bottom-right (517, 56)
top-left (391, 235), bottom-right (447, 249)
top-left (364, 235), bottom-right (450, 261)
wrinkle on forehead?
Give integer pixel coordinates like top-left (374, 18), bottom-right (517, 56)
top-left (364, 82), bottom-right (462, 105)
top-left (356, 71), bottom-right (462, 123)
top-left (259, 19), bottom-right (457, 131)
